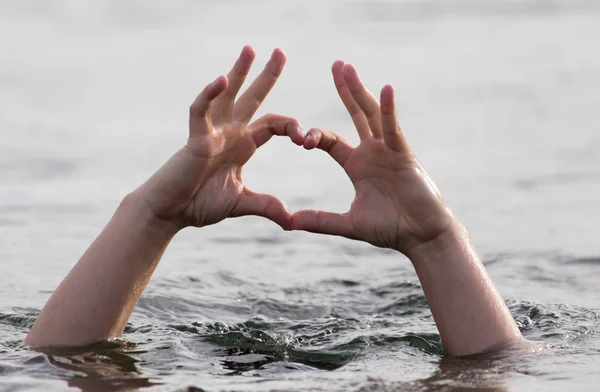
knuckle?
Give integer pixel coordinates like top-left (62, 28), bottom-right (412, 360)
top-left (250, 92), bottom-right (264, 109)
top-left (348, 107), bottom-right (361, 116)
top-left (307, 128), bottom-right (319, 138)
top-left (364, 105), bottom-right (378, 117)
top-left (260, 113), bottom-right (277, 122)
top-left (381, 104), bottom-right (394, 115)
top-left (266, 62), bottom-right (281, 79)
top-left (315, 210), bottom-right (324, 228)
top-left (322, 134), bottom-right (338, 153)
top-left (236, 64), bottom-right (251, 78)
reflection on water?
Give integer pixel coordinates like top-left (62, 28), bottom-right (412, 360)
top-left (42, 341), bottom-right (156, 391)
top-left (1, 0), bottom-right (600, 391)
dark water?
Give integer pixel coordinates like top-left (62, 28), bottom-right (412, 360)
top-left (1, 0), bottom-right (600, 390)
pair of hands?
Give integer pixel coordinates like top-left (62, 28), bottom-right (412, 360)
top-left (136, 46), bottom-right (456, 256)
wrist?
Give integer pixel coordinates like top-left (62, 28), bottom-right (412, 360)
top-left (119, 191), bottom-right (183, 238)
top-left (404, 222), bottom-right (473, 264)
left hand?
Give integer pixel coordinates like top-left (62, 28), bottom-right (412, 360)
top-left (134, 46), bottom-right (304, 230)
top-left (290, 61), bottom-right (456, 255)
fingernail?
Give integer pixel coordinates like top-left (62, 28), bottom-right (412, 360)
top-left (291, 123), bottom-right (303, 135)
top-left (306, 135), bottom-right (315, 144)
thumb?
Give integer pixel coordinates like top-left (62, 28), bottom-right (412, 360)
top-left (290, 210), bottom-right (357, 239)
top-left (231, 187), bottom-right (292, 230)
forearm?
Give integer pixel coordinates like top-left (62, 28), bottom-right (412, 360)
top-left (406, 223), bottom-right (522, 357)
top-left (22, 48), bottom-right (297, 348)
top-left (25, 192), bottom-right (179, 347)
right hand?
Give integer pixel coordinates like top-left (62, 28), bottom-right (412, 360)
top-left (135, 46), bottom-right (304, 231)
top-left (290, 61), bottom-right (457, 255)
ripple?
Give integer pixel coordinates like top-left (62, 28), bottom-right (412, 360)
top-left (564, 256), bottom-right (600, 266)
top-left (0, 311), bottom-right (37, 329)
top-left (370, 281), bottom-right (421, 298)
top-left (5, 272), bottom-right (600, 390)
top-left (154, 310), bottom-right (444, 376)
top-left (509, 301), bottom-right (600, 344)
top-left (246, 297), bottom-right (331, 320)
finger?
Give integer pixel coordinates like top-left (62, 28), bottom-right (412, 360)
top-left (231, 188), bottom-right (292, 230)
top-left (380, 84), bottom-right (409, 152)
top-left (249, 113), bottom-right (304, 147)
top-left (233, 48), bottom-right (286, 124)
top-left (212, 45), bottom-right (256, 125)
top-left (303, 128), bottom-right (353, 167)
top-left (332, 60), bottom-right (371, 141)
top-left (189, 75), bottom-right (228, 136)
top-left (291, 210), bottom-right (356, 239)
top-left (342, 64), bottom-right (383, 139)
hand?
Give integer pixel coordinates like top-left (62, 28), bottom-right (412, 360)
top-left (135, 46), bottom-right (304, 230)
top-left (291, 61), bottom-right (456, 255)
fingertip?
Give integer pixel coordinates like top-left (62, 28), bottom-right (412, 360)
top-left (303, 128), bottom-right (321, 149)
top-left (212, 74), bottom-right (228, 88)
top-left (289, 211), bottom-right (309, 231)
top-left (380, 84), bottom-right (395, 112)
top-left (304, 135), bottom-right (316, 150)
top-left (332, 61), bottom-right (346, 88)
top-left (342, 63), bottom-right (357, 77)
top-left (272, 202), bottom-right (293, 231)
top-left (238, 46), bottom-right (256, 71)
top-left (280, 213), bottom-right (294, 231)
top-left (274, 214), bottom-right (292, 231)
top-left (288, 214), bottom-right (296, 231)
top-left (342, 64), bottom-right (361, 87)
top-left (332, 60), bottom-right (345, 73)
top-left (289, 123), bottom-right (305, 146)
top-left (193, 75), bottom-right (228, 108)
top-left (208, 75), bottom-right (228, 98)
top-left (298, 124), bottom-right (305, 137)
top-left (241, 190), bottom-right (293, 230)
top-left (269, 48), bottom-right (286, 77)
top-left (271, 48), bottom-right (286, 62)
top-left (241, 45), bottom-right (255, 58)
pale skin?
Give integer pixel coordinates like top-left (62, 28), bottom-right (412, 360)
top-left (25, 46), bottom-right (304, 347)
top-left (25, 47), bottom-right (527, 357)
top-left (292, 61), bottom-right (526, 356)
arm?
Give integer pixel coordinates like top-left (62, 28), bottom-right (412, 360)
top-left (290, 61), bottom-right (523, 357)
top-left (25, 46), bottom-right (304, 347)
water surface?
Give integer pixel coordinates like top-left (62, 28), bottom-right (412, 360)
top-left (1, 0), bottom-right (600, 390)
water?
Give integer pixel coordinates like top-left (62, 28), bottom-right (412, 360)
top-left (1, 0), bottom-right (600, 390)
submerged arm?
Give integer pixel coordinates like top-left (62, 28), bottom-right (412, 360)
top-left (25, 46), bottom-right (303, 347)
top-left (25, 194), bottom-right (177, 346)
top-left (291, 61), bottom-right (522, 356)
top-left (406, 224), bottom-right (521, 356)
